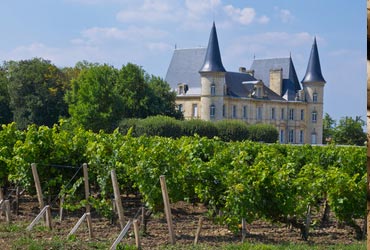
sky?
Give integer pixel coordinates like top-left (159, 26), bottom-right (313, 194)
top-left (0, 0), bottom-right (366, 123)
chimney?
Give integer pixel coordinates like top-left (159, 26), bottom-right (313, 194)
top-left (239, 67), bottom-right (246, 73)
top-left (269, 68), bottom-right (283, 96)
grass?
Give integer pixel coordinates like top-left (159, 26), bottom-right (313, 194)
top-left (0, 222), bottom-right (365, 250)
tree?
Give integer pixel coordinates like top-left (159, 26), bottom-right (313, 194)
top-left (0, 66), bottom-right (12, 124)
top-left (66, 63), bottom-right (119, 132)
top-left (322, 113), bottom-right (336, 144)
top-left (333, 116), bottom-right (366, 146)
top-left (5, 58), bottom-right (68, 129)
top-left (147, 75), bottom-right (182, 119)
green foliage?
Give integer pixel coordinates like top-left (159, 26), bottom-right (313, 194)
top-left (0, 122), bottom-right (365, 237)
top-left (4, 58), bottom-right (68, 129)
top-left (181, 119), bottom-right (218, 138)
top-left (135, 116), bottom-right (182, 138)
top-left (214, 120), bottom-right (249, 142)
top-left (333, 116), bottom-right (366, 146)
top-left (247, 124), bottom-right (278, 143)
top-left (322, 114), bottom-right (366, 146)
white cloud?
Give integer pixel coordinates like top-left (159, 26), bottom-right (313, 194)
top-left (274, 7), bottom-right (294, 23)
top-left (224, 5), bottom-right (255, 25)
top-left (257, 15), bottom-right (270, 24)
top-left (79, 26), bottom-right (168, 45)
top-left (185, 0), bottom-right (221, 18)
top-left (116, 0), bottom-right (178, 23)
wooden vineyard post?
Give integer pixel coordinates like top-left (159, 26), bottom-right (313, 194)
top-left (110, 220), bottom-right (132, 250)
top-left (4, 200), bottom-right (11, 223)
top-left (68, 163), bottom-right (93, 239)
top-left (82, 163), bottom-right (90, 213)
top-left (133, 219), bottom-right (141, 249)
top-left (30, 163), bottom-right (53, 229)
top-left (160, 175), bottom-right (176, 245)
top-left (111, 169), bottom-right (125, 229)
top-left (241, 218), bottom-right (247, 242)
top-left (194, 216), bottom-right (203, 245)
top-left (31, 163), bottom-right (44, 209)
top-left (83, 163), bottom-right (93, 238)
top-left (27, 205), bottom-right (52, 230)
top-left (59, 195), bottom-right (65, 222)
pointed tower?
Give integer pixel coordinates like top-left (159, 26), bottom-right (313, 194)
top-left (199, 22), bottom-right (226, 121)
top-left (302, 37), bottom-right (326, 144)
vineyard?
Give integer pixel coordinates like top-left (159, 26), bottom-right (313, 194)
top-left (0, 121), bottom-right (366, 248)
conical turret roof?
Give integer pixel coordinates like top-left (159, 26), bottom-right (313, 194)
top-left (199, 22), bottom-right (226, 73)
top-left (302, 37), bottom-right (326, 83)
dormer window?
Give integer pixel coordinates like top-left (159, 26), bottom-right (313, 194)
top-left (211, 83), bottom-right (216, 96)
top-left (177, 83), bottom-right (188, 95)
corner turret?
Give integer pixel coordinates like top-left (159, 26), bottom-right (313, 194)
top-left (199, 22), bottom-right (226, 73)
top-left (302, 37), bottom-right (326, 84)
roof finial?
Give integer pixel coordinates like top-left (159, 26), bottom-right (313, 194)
top-left (175, 43), bottom-right (177, 49)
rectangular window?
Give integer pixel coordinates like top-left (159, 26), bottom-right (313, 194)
top-left (210, 105), bottom-right (215, 118)
top-left (211, 84), bottom-right (216, 96)
top-left (232, 105), bottom-right (237, 118)
top-left (311, 133), bottom-right (317, 144)
top-left (243, 106), bottom-right (247, 119)
top-left (192, 104), bottom-right (198, 118)
top-left (271, 108), bottom-right (275, 120)
top-left (299, 130), bottom-right (304, 144)
top-left (178, 104), bottom-right (183, 112)
top-left (288, 129), bottom-right (294, 143)
top-left (281, 108), bottom-right (285, 120)
top-left (313, 93), bottom-right (318, 102)
top-left (280, 130), bottom-right (284, 143)
top-left (312, 111), bottom-right (317, 123)
top-left (222, 104), bottom-right (226, 117)
top-left (300, 109), bottom-right (304, 120)
top-left (257, 106), bottom-right (263, 120)
top-left (289, 109), bottom-right (294, 120)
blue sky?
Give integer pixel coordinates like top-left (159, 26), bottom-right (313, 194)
top-left (0, 0), bottom-right (366, 122)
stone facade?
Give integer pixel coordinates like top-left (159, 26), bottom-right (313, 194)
top-left (165, 23), bottom-right (326, 144)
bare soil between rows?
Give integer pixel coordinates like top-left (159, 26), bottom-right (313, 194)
top-left (0, 195), bottom-right (363, 249)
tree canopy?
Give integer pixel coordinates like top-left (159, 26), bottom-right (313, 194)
top-left (322, 113), bottom-right (366, 146)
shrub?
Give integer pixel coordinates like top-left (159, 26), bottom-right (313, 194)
top-left (247, 124), bottom-right (278, 143)
top-left (135, 115), bottom-right (182, 138)
top-left (118, 118), bottom-right (140, 136)
top-left (214, 120), bottom-right (249, 142)
top-left (181, 119), bottom-right (218, 138)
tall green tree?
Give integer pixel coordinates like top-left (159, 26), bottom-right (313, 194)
top-left (322, 113), bottom-right (336, 144)
top-left (147, 75), bottom-right (182, 119)
top-left (5, 58), bottom-right (68, 129)
top-left (0, 66), bottom-right (12, 124)
top-left (333, 116), bottom-right (366, 146)
top-left (66, 63), bottom-right (119, 132)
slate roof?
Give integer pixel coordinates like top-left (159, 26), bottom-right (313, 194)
top-left (199, 22), bottom-right (226, 73)
top-left (302, 38), bottom-right (326, 84)
top-left (165, 48), bottom-right (206, 90)
top-left (250, 57), bottom-right (301, 100)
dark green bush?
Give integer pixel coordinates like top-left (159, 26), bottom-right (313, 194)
top-left (182, 119), bottom-right (218, 138)
top-left (214, 120), bottom-right (249, 142)
top-left (118, 118), bottom-right (140, 136)
top-left (135, 115), bottom-right (182, 138)
top-left (247, 124), bottom-right (278, 143)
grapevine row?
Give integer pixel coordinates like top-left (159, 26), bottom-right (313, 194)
top-left (0, 121), bottom-right (366, 239)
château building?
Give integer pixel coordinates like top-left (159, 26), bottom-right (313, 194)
top-left (165, 22), bottom-right (326, 144)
